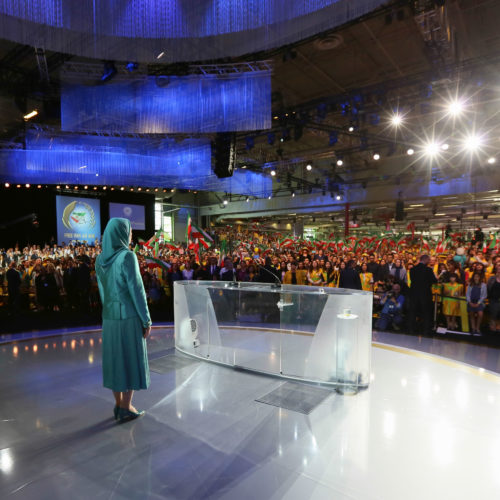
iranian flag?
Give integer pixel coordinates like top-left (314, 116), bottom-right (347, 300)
top-left (421, 237), bottom-right (430, 251)
top-left (145, 257), bottom-right (171, 272)
top-left (436, 237), bottom-right (450, 254)
top-left (187, 213), bottom-right (213, 247)
top-left (488, 232), bottom-right (498, 250)
top-left (145, 230), bottom-right (160, 248)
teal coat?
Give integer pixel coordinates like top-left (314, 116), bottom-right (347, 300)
top-left (96, 218), bottom-right (151, 392)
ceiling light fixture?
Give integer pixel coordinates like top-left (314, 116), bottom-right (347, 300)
top-left (23, 110), bottom-right (38, 121)
top-left (390, 114), bottom-right (402, 126)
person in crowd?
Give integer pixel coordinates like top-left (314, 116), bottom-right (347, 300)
top-left (6, 260), bottom-right (21, 314)
top-left (181, 260), bottom-right (194, 280)
top-left (168, 263), bottom-right (183, 285)
top-left (247, 264), bottom-right (258, 282)
top-left (466, 271), bottom-right (487, 335)
top-left (359, 263), bottom-right (374, 292)
top-left (409, 254), bottom-right (437, 335)
top-left (389, 258), bottom-right (407, 286)
top-left (442, 273), bottom-right (463, 331)
top-left (96, 218), bottom-right (151, 423)
top-left (376, 283), bottom-right (405, 331)
top-left (487, 262), bottom-right (500, 333)
top-left (284, 262), bottom-right (306, 285)
top-left (76, 256), bottom-right (91, 312)
top-left (236, 260), bottom-right (250, 282)
top-left (220, 257), bottom-right (237, 281)
top-left (339, 259), bottom-right (362, 290)
top-left (259, 256), bottom-right (280, 284)
top-left (366, 254), bottom-right (380, 281)
top-left (323, 260), bottom-right (336, 287)
top-left (307, 260), bottom-right (325, 286)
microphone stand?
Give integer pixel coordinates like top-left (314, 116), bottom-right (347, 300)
top-left (256, 261), bottom-right (282, 289)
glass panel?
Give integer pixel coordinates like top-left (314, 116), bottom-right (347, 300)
top-left (174, 281), bottom-right (372, 389)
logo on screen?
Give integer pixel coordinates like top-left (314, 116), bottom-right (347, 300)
top-left (62, 201), bottom-right (96, 230)
top-left (123, 206), bottom-right (132, 216)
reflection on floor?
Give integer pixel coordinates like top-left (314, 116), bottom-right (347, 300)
top-left (1, 327), bottom-right (500, 499)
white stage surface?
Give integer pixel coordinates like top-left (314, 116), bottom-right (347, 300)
top-left (1, 326), bottom-right (499, 499)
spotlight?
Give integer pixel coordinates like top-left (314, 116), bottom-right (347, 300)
top-left (373, 153), bottom-right (380, 161)
top-left (23, 110), bottom-right (38, 121)
top-left (4, 182), bottom-right (9, 188)
top-left (306, 164), bottom-right (312, 171)
top-left (120, 187), bottom-right (125, 191)
top-left (102, 186), bottom-right (106, 190)
top-left (56, 185), bottom-right (60, 189)
top-left (390, 114), bottom-right (402, 126)
top-left (171, 188), bottom-right (175, 192)
top-left (246, 196), bottom-right (250, 202)
top-left (441, 143), bottom-right (449, 151)
top-left (223, 199), bottom-right (228, 205)
top-left (447, 99), bottom-right (464, 117)
top-left (111, 187), bottom-right (115, 190)
top-left (407, 148), bottom-right (414, 155)
top-left (65, 185), bottom-right (69, 189)
top-left (101, 61), bottom-right (117, 82)
top-left (37, 185), bottom-right (41, 189)
top-left (154, 188), bottom-right (158, 192)
top-left (464, 134), bottom-right (482, 151)
top-left (93, 186), bottom-right (98, 190)
top-left (156, 51), bottom-right (165, 59)
top-left (25, 183), bottom-right (30, 188)
top-left (138, 187), bottom-right (142, 191)
top-left (336, 194), bottom-right (342, 200)
top-left (268, 195), bottom-right (272, 200)
top-left (292, 191), bottom-right (295, 198)
top-left (424, 142), bottom-right (439, 156)
top-left (487, 157), bottom-right (496, 164)
top-left (348, 126), bottom-right (354, 132)
top-left (84, 185), bottom-right (88, 190)
top-left (336, 159), bottom-right (343, 166)
top-left (270, 169), bottom-right (276, 176)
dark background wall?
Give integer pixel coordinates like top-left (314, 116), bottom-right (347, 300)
top-left (0, 187), bottom-right (155, 249)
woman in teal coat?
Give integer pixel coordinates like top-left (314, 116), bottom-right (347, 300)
top-left (96, 218), bottom-right (152, 423)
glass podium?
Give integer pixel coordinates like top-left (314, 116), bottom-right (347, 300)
top-left (174, 281), bottom-right (372, 392)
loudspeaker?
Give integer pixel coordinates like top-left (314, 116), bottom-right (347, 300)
top-left (395, 200), bottom-right (405, 221)
top-left (213, 133), bottom-right (236, 178)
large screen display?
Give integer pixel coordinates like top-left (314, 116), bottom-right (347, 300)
top-left (56, 195), bottom-right (101, 245)
top-left (109, 202), bottom-right (145, 230)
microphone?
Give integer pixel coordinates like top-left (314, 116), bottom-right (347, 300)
top-left (255, 260), bottom-right (282, 288)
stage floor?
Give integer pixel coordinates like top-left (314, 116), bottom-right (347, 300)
top-left (1, 327), bottom-right (500, 499)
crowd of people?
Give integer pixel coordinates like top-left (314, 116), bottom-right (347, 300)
top-left (1, 225), bottom-right (500, 336)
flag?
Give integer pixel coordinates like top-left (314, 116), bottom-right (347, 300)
top-left (133, 244), bottom-right (140, 254)
top-left (421, 237), bottom-right (430, 251)
top-left (187, 212), bottom-right (213, 248)
top-left (145, 257), bottom-right (171, 272)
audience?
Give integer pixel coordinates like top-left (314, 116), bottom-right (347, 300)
top-left (2, 227), bottom-right (500, 336)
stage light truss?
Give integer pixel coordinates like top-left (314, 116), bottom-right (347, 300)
top-left (60, 60), bottom-right (273, 83)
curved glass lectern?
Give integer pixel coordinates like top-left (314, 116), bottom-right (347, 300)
top-left (174, 281), bottom-right (372, 392)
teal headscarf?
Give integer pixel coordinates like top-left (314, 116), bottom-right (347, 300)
top-left (99, 217), bottom-right (131, 268)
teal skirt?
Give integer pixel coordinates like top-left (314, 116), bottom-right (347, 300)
top-left (101, 316), bottom-right (150, 392)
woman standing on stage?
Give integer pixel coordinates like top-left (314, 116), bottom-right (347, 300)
top-left (96, 218), bottom-right (152, 423)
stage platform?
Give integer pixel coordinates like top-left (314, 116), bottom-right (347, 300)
top-left (1, 326), bottom-right (500, 499)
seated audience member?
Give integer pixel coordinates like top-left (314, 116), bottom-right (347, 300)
top-left (376, 283), bottom-right (405, 331)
